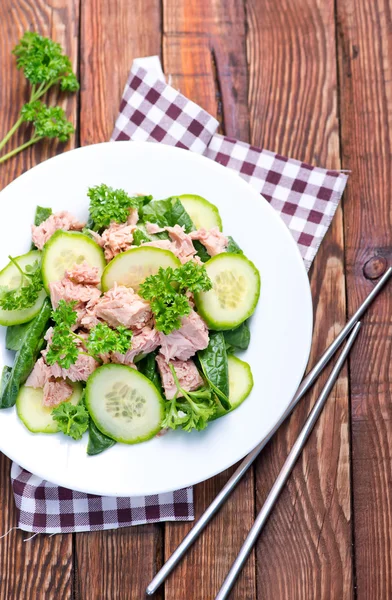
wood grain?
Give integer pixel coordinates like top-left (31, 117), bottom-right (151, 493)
top-left (246, 0), bottom-right (353, 598)
top-left (0, 0), bottom-right (79, 597)
top-left (74, 1), bottom-right (163, 599)
top-left (162, 2), bottom-right (256, 599)
top-left (337, 0), bottom-right (392, 598)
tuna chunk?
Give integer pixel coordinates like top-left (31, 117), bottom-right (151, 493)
top-left (141, 239), bottom-right (173, 251)
top-left (101, 222), bottom-right (137, 261)
top-left (112, 326), bottom-right (160, 364)
top-left (66, 261), bottom-right (100, 285)
top-left (42, 379), bottom-right (73, 407)
top-left (145, 222), bottom-right (165, 235)
top-left (127, 208), bottom-right (139, 226)
top-left (159, 309), bottom-right (209, 361)
top-left (166, 225), bottom-right (198, 264)
top-left (25, 357), bottom-right (52, 388)
top-left (156, 355), bottom-right (204, 399)
top-left (50, 353), bottom-right (99, 382)
top-left (32, 211), bottom-right (85, 250)
top-left (189, 227), bottom-right (228, 256)
top-left (90, 285), bottom-right (152, 330)
top-left (49, 278), bottom-right (101, 311)
top-left (26, 357), bottom-right (74, 407)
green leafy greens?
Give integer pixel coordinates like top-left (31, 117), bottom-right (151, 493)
top-left (140, 197), bottom-right (194, 233)
top-left (198, 332), bottom-right (230, 410)
top-left (161, 365), bottom-right (216, 432)
top-left (52, 397), bottom-right (89, 441)
top-left (139, 262), bottom-right (212, 334)
top-left (0, 257), bottom-right (43, 311)
top-left (46, 300), bottom-right (133, 369)
top-left (87, 184), bottom-right (152, 231)
top-left (0, 32), bottom-right (79, 164)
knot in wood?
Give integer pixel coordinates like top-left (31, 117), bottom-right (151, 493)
top-left (363, 256), bottom-right (387, 280)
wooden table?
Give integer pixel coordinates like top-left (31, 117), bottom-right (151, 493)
top-left (0, 1), bottom-right (391, 598)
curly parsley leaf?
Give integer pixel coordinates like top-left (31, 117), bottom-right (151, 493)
top-left (45, 300), bottom-right (80, 369)
top-left (161, 364), bottom-right (216, 432)
top-left (139, 263), bottom-right (212, 335)
top-left (0, 257), bottom-right (44, 311)
top-left (87, 184), bottom-right (152, 231)
top-left (52, 398), bottom-right (89, 441)
top-left (21, 101), bottom-right (74, 142)
top-left (86, 323), bottom-right (133, 358)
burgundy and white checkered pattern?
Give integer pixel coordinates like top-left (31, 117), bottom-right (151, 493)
top-left (10, 57), bottom-right (348, 534)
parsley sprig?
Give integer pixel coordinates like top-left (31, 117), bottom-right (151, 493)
top-left (52, 393), bottom-right (89, 441)
top-left (139, 262), bottom-right (212, 334)
top-left (87, 184), bottom-right (152, 231)
top-left (0, 256), bottom-right (43, 311)
top-left (45, 300), bottom-right (133, 369)
top-left (0, 32), bottom-right (79, 164)
top-left (161, 365), bottom-right (216, 432)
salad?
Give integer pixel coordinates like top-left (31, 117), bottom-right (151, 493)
top-left (0, 186), bottom-right (260, 455)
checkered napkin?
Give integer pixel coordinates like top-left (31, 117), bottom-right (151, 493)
top-left (10, 57), bottom-right (348, 534)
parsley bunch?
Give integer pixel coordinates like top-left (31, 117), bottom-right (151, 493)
top-left (0, 32), bottom-right (79, 164)
top-left (139, 262), bottom-right (212, 334)
top-left (45, 301), bottom-right (133, 369)
top-left (161, 365), bottom-right (216, 432)
top-left (0, 257), bottom-right (43, 311)
top-left (87, 184), bottom-right (152, 231)
top-left (52, 395), bottom-right (89, 440)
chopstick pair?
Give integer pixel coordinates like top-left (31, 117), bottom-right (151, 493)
top-left (146, 267), bottom-right (392, 598)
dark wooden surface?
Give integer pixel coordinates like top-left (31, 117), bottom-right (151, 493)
top-left (0, 0), bottom-right (391, 598)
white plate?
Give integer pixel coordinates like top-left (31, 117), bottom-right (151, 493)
top-left (0, 141), bottom-right (312, 496)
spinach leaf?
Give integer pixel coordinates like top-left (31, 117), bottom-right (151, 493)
top-left (0, 298), bottom-right (52, 409)
top-left (1, 366), bottom-right (12, 395)
top-left (226, 236), bottom-right (243, 255)
top-left (133, 228), bottom-right (151, 245)
top-left (193, 240), bottom-right (210, 263)
top-left (222, 322), bottom-right (250, 353)
top-left (34, 205), bottom-right (52, 226)
top-left (198, 332), bottom-right (230, 410)
top-left (138, 352), bottom-right (163, 395)
top-left (6, 322), bottom-right (31, 352)
top-left (140, 197), bottom-right (195, 233)
top-left (87, 419), bottom-right (116, 456)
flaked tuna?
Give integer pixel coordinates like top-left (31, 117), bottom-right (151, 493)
top-left (156, 355), bottom-right (204, 399)
top-left (145, 222), bottom-right (165, 235)
top-left (159, 309), bottom-right (209, 361)
top-left (101, 222), bottom-right (137, 261)
top-left (49, 278), bottom-right (101, 309)
top-left (50, 353), bottom-right (99, 382)
top-left (66, 261), bottom-right (100, 286)
top-left (42, 379), bottom-right (73, 407)
top-left (25, 357), bottom-right (51, 388)
top-left (190, 227), bottom-right (228, 256)
top-left (127, 208), bottom-right (139, 226)
top-left (32, 211), bottom-right (85, 250)
top-left (166, 225), bottom-right (198, 264)
top-left (112, 326), bottom-right (160, 364)
top-left (141, 239), bottom-right (173, 251)
top-left (89, 284), bottom-right (152, 330)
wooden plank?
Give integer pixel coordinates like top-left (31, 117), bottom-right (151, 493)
top-left (74, 1), bottom-right (163, 598)
top-left (337, 1), bottom-right (392, 598)
top-left (0, 0), bottom-right (78, 597)
top-left (162, 3), bottom-right (256, 599)
top-left (246, 0), bottom-right (354, 598)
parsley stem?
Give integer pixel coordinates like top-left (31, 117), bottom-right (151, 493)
top-left (0, 116), bottom-right (24, 152)
top-left (0, 136), bottom-right (41, 164)
top-left (7, 255), bottom-right (30, 282)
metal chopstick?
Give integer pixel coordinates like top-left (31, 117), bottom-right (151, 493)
top-left (146, 267), bottom-right (391, 597)
top-left (215, 322), bottom-right (361, 600)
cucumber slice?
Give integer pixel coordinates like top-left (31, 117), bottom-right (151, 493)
top-left (16, 382), bottom-right (83, 434)
top-left (85, 364), bottom-right (164, 444)
top-left (101, 246), bottom-right (181, 292)
top-left (178, 195), bottom-right (223, 231)
top-left (194, 253), bottom-right (260, 330)
top-left (214, 355), bottom-right (254, 419)
top-left (0, 251), bottom-right (47, 326)
top-left (41, 230), bottom-right (106, 292)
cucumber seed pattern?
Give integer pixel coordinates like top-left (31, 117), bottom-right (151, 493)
top-left (214, 270), bottom-right (246, 309)
top-left (55, 250), bottom-right (85, 277)
top-left (105, 381), bottom-right (147, 422)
